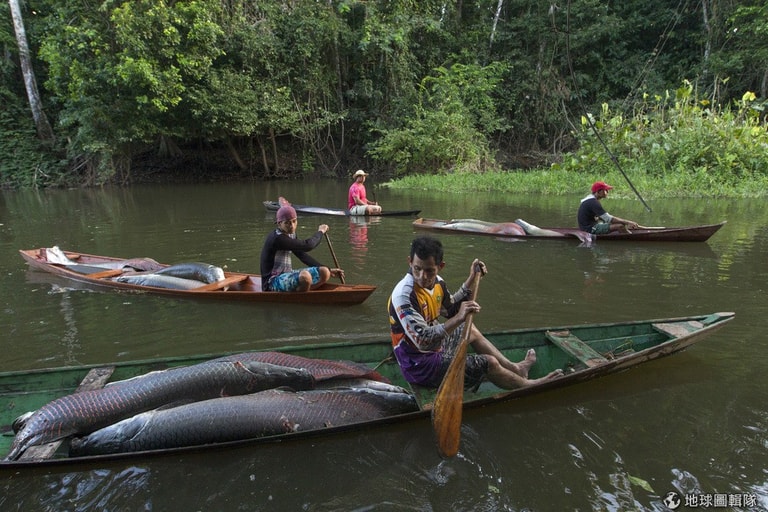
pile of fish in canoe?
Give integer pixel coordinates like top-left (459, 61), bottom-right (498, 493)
top-left (5, 353), bottom-right (418, 460)
top-left (113, 262), bottom-right (226, 289)
top-left (44, 245), bottom-right (229, 290)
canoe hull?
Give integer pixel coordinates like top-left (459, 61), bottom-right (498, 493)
top-left (263, 201), bottom-right (420, 217)
top-left (413, 218), bottom-right (726, 242)
top-left (0, 312), bottom-right (734, 469)
top-left (20, 249), bottom-right (376, 305)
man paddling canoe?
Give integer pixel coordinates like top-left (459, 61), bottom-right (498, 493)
top-left (387, 236), bottom-right (562, 389)
top-left (578, 181), bottom-right (639, 234)
top-left (260, 204), bottom-right (344, 292)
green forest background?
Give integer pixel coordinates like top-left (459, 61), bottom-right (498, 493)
top-left (2, 0), bottom-right (767, 191)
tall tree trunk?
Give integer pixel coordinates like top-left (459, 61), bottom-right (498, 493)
top-left (269, 128), bottom-right (280, 176)
top-left (225, 137), bottom-right (246, 170)
top-left (256, 136), bottom-right (271, 177)
top-left (8, 0), bottom-right (55, 142)
top-left (701, 0), bottom-right (713, 95)
top-left (490, 0), bottom-right (504, 48)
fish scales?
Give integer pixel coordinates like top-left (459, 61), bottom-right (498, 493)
top-left (5, 361), bottom-right (314, 460)
top-left (70, 388), bottom-right (419, 455)
top-left (213, 352), bottom-right (388, 383)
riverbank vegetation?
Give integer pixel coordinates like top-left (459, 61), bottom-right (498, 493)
top-left (387, 81), bottom-right (768, 198)
top-left (2, 1), bottom-right (767, 191)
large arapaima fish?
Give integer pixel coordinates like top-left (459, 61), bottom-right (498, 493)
top-left (5, 360), bottom-right (315, 461)
top-left (69, 387), bottom-right (419, 455)
top-left (155, 262), bottom-right (225, 284)
top-left (114, 274), bottom-right (208, 290)
top-left (113, 262), bottom-right (227, 289)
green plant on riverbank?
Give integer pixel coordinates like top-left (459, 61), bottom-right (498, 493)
top-left (387, 82), bottom-right (768, 198)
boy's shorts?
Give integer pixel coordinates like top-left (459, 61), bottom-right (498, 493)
top-left (268, 267), bottom-right (321, 292)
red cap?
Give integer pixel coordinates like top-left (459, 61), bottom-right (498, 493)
top-left (276, 205), bottom-right (297, 222)
top-left (591, 181), bottom-right (614, 194)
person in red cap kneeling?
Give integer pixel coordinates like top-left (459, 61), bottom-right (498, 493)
top-left (260, 205), bottom-right (344, 292)
top-left (577, 181), bottom-right (639, 234)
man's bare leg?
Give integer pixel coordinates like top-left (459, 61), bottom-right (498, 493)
top-left (468, 325), bottom-right (537, 377)
top-left (484, 357), bottom-right (563, 389)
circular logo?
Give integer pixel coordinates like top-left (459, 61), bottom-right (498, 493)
top-left (663, 491), bottom-right (682, 510)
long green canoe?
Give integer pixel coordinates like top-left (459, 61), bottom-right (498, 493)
top-left (0, 312), bottom-right (734, 468)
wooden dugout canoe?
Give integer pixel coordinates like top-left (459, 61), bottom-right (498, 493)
top-left (19, 248), bottom-right (376, 305)
top-left (413, 218), bottom-right (726, 242)
top-left (0, 311), bottom-right (734, 468)
top-left (263, 200), bottom-right (421, 217)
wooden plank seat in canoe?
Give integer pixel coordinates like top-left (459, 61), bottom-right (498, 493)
top-left (19, 366), bottom-right (116, 461)
top-left (651, 312), bottom-right (730, 338)
top-left (191, 274), bottom-right (249, 292)
top-left (545, 330), bottom-right (609, 368)
top-left (87, 269), bottom-right (125, 279)
top-left (653, 320), bottom-right (705, 338)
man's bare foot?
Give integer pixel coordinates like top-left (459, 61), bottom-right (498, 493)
top-left (517, 348), bottom-right (537, 377)
top-left (526, 369), bottom-right (564, 386)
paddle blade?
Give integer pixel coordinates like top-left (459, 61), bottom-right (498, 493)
top-left (430, 261), bottom-right (483, 458)
top-left (431, 341), bottom-right (469, 457)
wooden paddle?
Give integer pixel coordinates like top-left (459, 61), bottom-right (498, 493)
top-left (324, 232), bottom-right (345, 284)
top-left (431, 264), bottom-right (482, 458)
top-left (637, 225), bottom-right (667, 230)
top-left (371, 181), bottom-right (378, 206)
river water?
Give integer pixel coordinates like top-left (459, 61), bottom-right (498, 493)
top-left (0, 181), bottom-right (766, 511)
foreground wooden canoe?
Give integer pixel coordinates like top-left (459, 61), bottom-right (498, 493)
top-left (19, 248), bottom-right (376, 305)
top-left (413, 218), bottom-right (726, 242)
top-left (263, 200), bottom-right (421, 217)
top-left (0, 312), bottom-right (734, 468)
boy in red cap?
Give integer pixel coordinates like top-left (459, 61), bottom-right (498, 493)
top-left (577, 181), bottom-right (639, 234)
top-left (260, 205), bottom-right (344, 291)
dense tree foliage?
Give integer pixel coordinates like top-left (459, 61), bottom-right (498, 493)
top-left (1, 0), bottom-right (766, 187)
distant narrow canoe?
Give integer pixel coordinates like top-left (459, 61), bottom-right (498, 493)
top-left (19, 248), bottom-right (376, 305)
top-left (0, 311), bottom-right (734, 468)
top-left (413, 218), bottom-right (726, 242)
top-left (263, 200), bottom-right (420, 217)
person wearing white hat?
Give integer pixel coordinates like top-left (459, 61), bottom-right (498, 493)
top-left (348, 170), bottom-right (382, 215)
